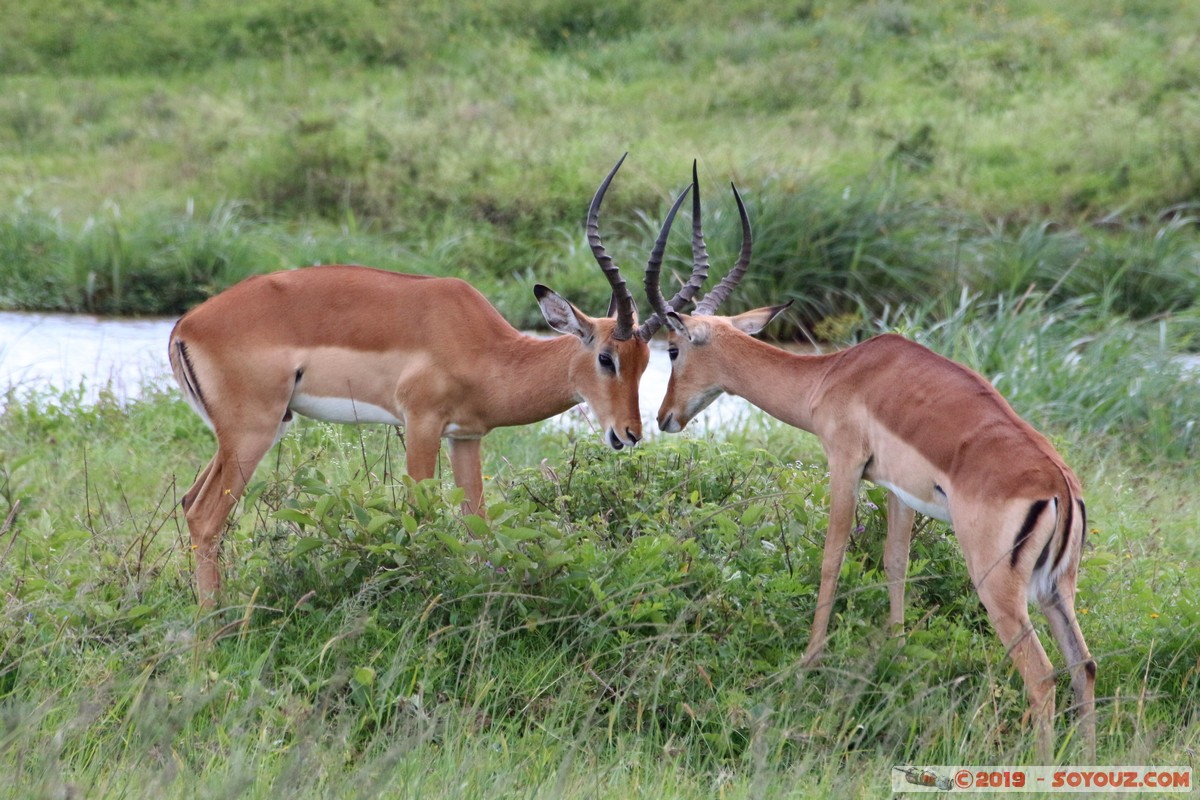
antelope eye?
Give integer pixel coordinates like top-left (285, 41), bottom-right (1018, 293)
top-left (667, 346), bottom-right (679, 361)
top-left (598, 352), bottom-right (615, 372)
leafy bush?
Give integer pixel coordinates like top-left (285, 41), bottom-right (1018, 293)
top-left (208, 437), bottom-right (1011, 756)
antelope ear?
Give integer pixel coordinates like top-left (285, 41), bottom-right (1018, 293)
top-left (535, 285), bottom-right (595, 341)
top-left (728, 301), bottom-right (792, 336)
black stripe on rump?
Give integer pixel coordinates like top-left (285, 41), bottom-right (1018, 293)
top-left (1010, 498), bottom-right (1050, 568)
top-left (177, 341), bottom-right (205, 407)
top-left (1052, 495), bottom-right (1075, 570)
top-left (1078, 500), bottom-right (1087, 553)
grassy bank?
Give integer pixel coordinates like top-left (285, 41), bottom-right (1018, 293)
top-left (0, 0), bottom-right (1197, 323)
top-left (2, 180), bottom-right (1198, 340)
top-left (1, 301), bottom-right (1197, 797)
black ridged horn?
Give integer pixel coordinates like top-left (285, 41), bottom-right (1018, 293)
top-left (587, 153), bottom-right (637, 340)
top-left (693, 181), bottom-right (752, 316)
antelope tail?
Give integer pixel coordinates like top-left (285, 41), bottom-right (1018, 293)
top-left (169, 336), bottom-right (214, 431)
top-left (1027, 470), bottom-right (1083, 603)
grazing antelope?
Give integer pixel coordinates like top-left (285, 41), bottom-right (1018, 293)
top-left (169, 155), bottom-right (707, 607)
top-left (649, 174), bottom-right (1096, 758)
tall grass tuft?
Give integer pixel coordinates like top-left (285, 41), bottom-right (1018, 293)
top-left (638, 173), bottom-right (1199, 342)
top-left (686, 174), bottom-right (955, 335)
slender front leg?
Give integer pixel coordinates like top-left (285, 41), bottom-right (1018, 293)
top-left (403, 418), bottom-right (444, 484)
top-left (448, 437), bottom-right (485, 515)
top-left (884, 491), bottom-right (917, 639)
top-left (803, 459), bottom-right (864, 666)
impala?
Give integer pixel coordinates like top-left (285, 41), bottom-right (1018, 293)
top-left (169, 155), bottom-right (707, 607)
top-left (648, 176), bottom-right (1096, 758)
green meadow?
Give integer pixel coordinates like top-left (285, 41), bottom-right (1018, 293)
top-left (1, 1), bottom-right (1198, 797)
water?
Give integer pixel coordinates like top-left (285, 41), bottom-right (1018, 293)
top-left (0, 312), bottom-right (177, 403)
top-left (0, 311), bottom-right (757, 432)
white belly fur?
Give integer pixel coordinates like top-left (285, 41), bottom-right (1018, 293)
top-left (876, 480), bottom-right (953, 523)
top-left (289, 393), bottom-right (403, 425)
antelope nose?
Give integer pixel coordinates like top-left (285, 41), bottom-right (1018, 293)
top-left (626, 428), bottom-right (640, 445)
top-left (659, 411), bottom-right (683, 433)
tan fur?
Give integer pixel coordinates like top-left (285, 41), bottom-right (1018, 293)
top-left (170, 265), bottom-right (650, 607)
top-left (659, 319), bottom-right (1095, 760)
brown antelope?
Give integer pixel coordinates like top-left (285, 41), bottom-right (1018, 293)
top-left (169, 155), bottom-right (708, 607)
top-left (649, 175), bottom-right (1096, 758)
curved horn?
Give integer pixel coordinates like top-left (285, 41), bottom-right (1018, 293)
top-left (673, 159), bottom-right (712, 311)
top-left (693, 181), bottom-right (752, 316)
top-left (637, 184), bottom-right (691, 340)
top-left (638, 160), bottom-right (713, 339)
top-left (588, 153), bottom-right (637, 340)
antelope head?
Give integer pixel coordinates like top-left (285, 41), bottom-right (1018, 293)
top-left (649, 171), bottom-right (790, 432)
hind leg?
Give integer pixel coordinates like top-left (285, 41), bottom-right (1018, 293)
top-left (183, 392), bottom-right (294, 607)
top-left (184, 430), bottom-right (280, 608)
top-left (173, 339), bottom-right (299, 607)
top-left (968, 554), bottom-right (1057, 761)
top-left (979, 585), bottom-right (1057, 760)
top-left (1041, 574), bottom-right (1096, 759)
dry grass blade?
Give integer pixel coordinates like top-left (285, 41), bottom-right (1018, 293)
top-left (0, 499), bottom-right (20, 569)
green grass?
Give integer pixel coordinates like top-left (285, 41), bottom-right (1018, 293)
top-left (0, 0), bottom-right (1198, 321)
top-left (1, 300), bottom-right (1198, 797)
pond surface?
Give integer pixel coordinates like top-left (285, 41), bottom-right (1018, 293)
top-left (0, 312), bottom-right (177, 403)
top-left (0, 311), bottom-right (758, 432)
